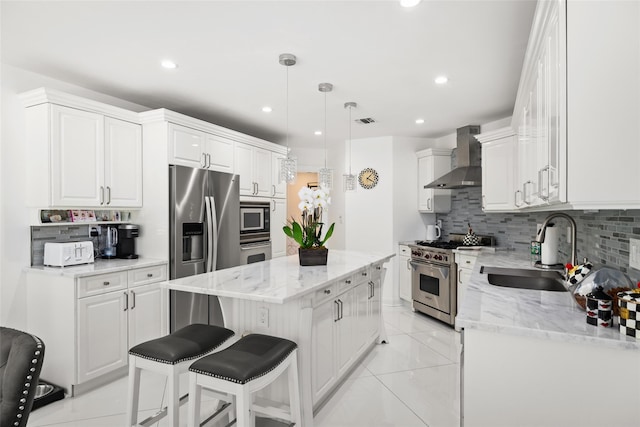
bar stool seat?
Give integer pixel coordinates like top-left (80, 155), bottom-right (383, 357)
top-left (126, 324), bottom-right (235, 427)
top-left (188, 334), bottom-right (302, 427)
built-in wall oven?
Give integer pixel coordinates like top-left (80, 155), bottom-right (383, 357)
top-left (239, 201), bottom-right (271, 264)
top-left (410, 243), bottom-right (457, 326)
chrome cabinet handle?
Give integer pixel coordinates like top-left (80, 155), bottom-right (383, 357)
top-left (201, 153), bottom-right (207, 168)
top-left (345, 279), bottom-right (351, 284)
top-left (147, 273), bottom-right (153, 278)
top-left (406, 258), bottom-right (411, 270)
top-left (522, 181), bottom-right (533, 205)
top-left (538, 166), bottom-right (550, 201)
top-left (427, 197), bottom-right (432, 210)
top-left (272, 200), bottom-right (276, 211)
top-left (272, 184), bottom-right (276, 197)
top-left (207, 153), bottom-right (212, 169)
top-left (103, 281), bottom-right (110, 286)
top-left (458, 269), bottom-right (463, 284)
top-left (338, 299), bottom-right (343, 320)
top-left (482, 195), bottom-right (486, 210)
top-left (334, 300), bottom-right (340, 322)
top-left (324, 289), bottom-right (331, 294)
top-left (130, 291), bottom-right (135, 309)
top-left (123, 292), bottom-right (128, 311)
top-left (100, 186), bottom-right (104, 205)
top-left (361, 272), bottom-right (367, 277)
top-left (514, 190), bottom-right (523, 207)
top-left (106, 186), bottom-right (111, 205)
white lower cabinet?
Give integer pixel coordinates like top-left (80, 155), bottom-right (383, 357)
top-left (455, 252), bottom-right (478, 321)
top-left (77, 291), bottom-right (129, 383)
top-left (27, 262), bottom-right (167, 395)
top-left (311, 266), bottom-right (383, 407)
top-left (398, 245), bottom-right (412, 302)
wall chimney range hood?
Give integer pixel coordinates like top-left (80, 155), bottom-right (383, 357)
top-left (424, 125), bottom-right (482, 189)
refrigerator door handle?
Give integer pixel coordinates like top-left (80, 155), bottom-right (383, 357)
top-left (205, 196), bottom-right (214, 272)
top-left (210, 194), bottom-right (219, 271)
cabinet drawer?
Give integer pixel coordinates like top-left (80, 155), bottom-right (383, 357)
top-left (312, 284), bottom-right (336, 308)
top-left (336, 275), bottom-right (355, 293)
top-left (399, 245), bottom-right (411, 256)
top-left (128, 264), bottom-right (167, 288)
top-left (78, 271), bottom-right (128, 298)
top-left (456, 254), bottom-right (478, 270)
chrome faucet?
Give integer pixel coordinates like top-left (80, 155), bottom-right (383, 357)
top-left (535, 212), bottom-right (577, 267)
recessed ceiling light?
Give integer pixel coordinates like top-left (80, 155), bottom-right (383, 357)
top-left (161, 60), bottom-right (178, 69)
top-left (262, 106), bottom-right (273, 113)
top-left (400, 0), bottom-right (421, 7)
top-left (314, 130), bottom-right (322, 136)
top-left (435, 75), bottom-right (449, 85)
top-left (415, 119), bottom-right (425, 124)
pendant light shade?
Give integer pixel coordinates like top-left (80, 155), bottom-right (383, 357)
top-left (343, 102), bottom-right (357, 191)
top-left (318, 82), bottom-right (333, 189)
top-left (279, 53), bottom-right (297, 184)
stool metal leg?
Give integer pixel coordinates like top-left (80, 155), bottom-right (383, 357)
top-left (126, 357), bottom-right (141, 427)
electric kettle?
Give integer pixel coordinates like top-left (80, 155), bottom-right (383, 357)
top-left (102, 226), bottom-right (118, 258)
top-left (426, 225), bottom-right (441, 241)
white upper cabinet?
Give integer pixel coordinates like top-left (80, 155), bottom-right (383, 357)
top-left (416, 148), bottom-right (452, 213)
top-left (168, 123), bottom-right (234, 173)
top-left (270, 198), bottom-right (286, 258)
top-left (104, 117), bottom-right (142, 207)
top-left (510, 0), bottom-right (640, 210)
top-left (271, 152), bottom-right (287, 198)
top-left (22, 95), bottom-right (142, 208)
top-left (477, 128), bottom-right (518, 212)
top-left (512, 0), bottom-right (566, 209)
top-left (235, 142), bottom-right (272, 197)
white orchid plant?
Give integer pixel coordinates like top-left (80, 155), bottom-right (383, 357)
top-left (283, 185), bottom-right (335, 249)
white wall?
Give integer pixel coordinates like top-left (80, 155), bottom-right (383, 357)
top-left (344, 135), bottom-right (436, 305)
top-left (0, 64), bottom-right (150, 329)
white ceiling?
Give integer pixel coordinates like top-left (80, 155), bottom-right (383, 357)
top-left (1, 0), bottom-right (537, 149)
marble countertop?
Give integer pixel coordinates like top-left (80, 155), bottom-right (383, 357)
top-left (456, 251), bottom-right (640, 350)
top-left (25, 257), bottom-right (167, 278)
top-left (162, 250), bottom-right (395, 304)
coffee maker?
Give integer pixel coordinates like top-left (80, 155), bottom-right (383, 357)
top-left (116, 224), bottom-right (139, 259)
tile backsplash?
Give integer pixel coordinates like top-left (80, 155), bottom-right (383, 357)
top-left (437, 187), bottom-right (640, 282)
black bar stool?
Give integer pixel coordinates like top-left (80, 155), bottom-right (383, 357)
top-left (126, 324), bottom-right (235, 427)
top-left (187, 333), bottom-right (302, 427)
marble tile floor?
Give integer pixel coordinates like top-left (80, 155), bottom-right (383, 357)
top-left (28, 303), bottom-right (461, 427)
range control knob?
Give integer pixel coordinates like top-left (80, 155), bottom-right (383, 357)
top-left (424, 254), bottom-right (430, 260)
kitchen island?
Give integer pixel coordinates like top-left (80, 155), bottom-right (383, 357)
top-left (457, 251), bottom-right (640, 427)
top-left (161, 250), bottom-right (394, 427)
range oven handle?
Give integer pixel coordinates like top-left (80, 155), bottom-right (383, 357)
top-left (409, 260), bottom-right (449, 281)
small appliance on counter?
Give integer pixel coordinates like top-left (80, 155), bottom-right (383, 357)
top-left (425, 224), bottom-right (441, 242)
top-left (101, 225), bottom-right (118, 259)
top-left (116, 224), bottom-right (139, 259)
top-left (44, 241), bottom-right (94, 267)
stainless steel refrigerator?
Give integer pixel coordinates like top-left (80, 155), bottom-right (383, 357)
top-left (169, 164), bottom-right (240, 331)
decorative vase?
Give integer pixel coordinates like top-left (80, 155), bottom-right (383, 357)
top-left (298, 247), bottom-right (328, 266)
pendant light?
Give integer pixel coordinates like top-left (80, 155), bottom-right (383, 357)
top-left (279, 53), bottom-right (297, 184)
top-left (318, 82), bottom-right (333, 189)
top-left (343, 102), bottom-right (357, 191)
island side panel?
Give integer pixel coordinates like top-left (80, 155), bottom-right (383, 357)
top-left (463, 328), bottom-right (640, 427)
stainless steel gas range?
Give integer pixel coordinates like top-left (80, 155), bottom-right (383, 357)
top-left (409, 233), bottom-right (494, 326)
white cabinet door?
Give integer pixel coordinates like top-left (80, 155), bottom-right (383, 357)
top-left (51, 105), bottom-right (104, 206)
top-left (253, 147), bottom-right (272, 197)
top-left (127, 283), bottom-right (166, 348)
top-left (168, 123), bottom-right (207, 169)
top-left (417, 149), bottom-right (452, 213)
top-left (271, 152), bottom-right (287, 198)
top-left (311, 298), bottom-right (337, 405)
top-left (368, 277), bottom-right (381, 339)
top-left (481, 134), bottom-right (517, 211)
top-left (271, 199), bottom-right (287, 258)
top-left (354, 281), bottom-right (370, 355)
top-left (398, 245), bottom-right (412, 302)
top-left (104, 117), bottom-right (142, 207)
top-left (335, 290), bottom-right (355, 378)
top-left (205, 134), bottom-right (234, 174)
top-left (77, 291), bottom-right (128, 383)
top-left (235, 143), bottom-right (254, 196)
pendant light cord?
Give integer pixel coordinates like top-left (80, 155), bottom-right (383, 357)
top-left (348, 104), bottom-right (352, 174)
top-left (324, 90), bottom-right (327, 169)
top-left (286, 65), bottom-right (290, 154)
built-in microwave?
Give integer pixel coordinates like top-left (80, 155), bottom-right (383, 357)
top-left (240, 202), bottom-right (270, 243)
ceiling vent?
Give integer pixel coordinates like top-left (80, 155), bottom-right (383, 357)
top-left (355, 117), bottom-right (376, 124)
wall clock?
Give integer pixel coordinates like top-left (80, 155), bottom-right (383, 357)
top-left (358, 168), bottom-right (379, 189)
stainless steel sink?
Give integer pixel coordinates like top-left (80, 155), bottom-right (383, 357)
top-left (480, 266), bottom-right (567, 292)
